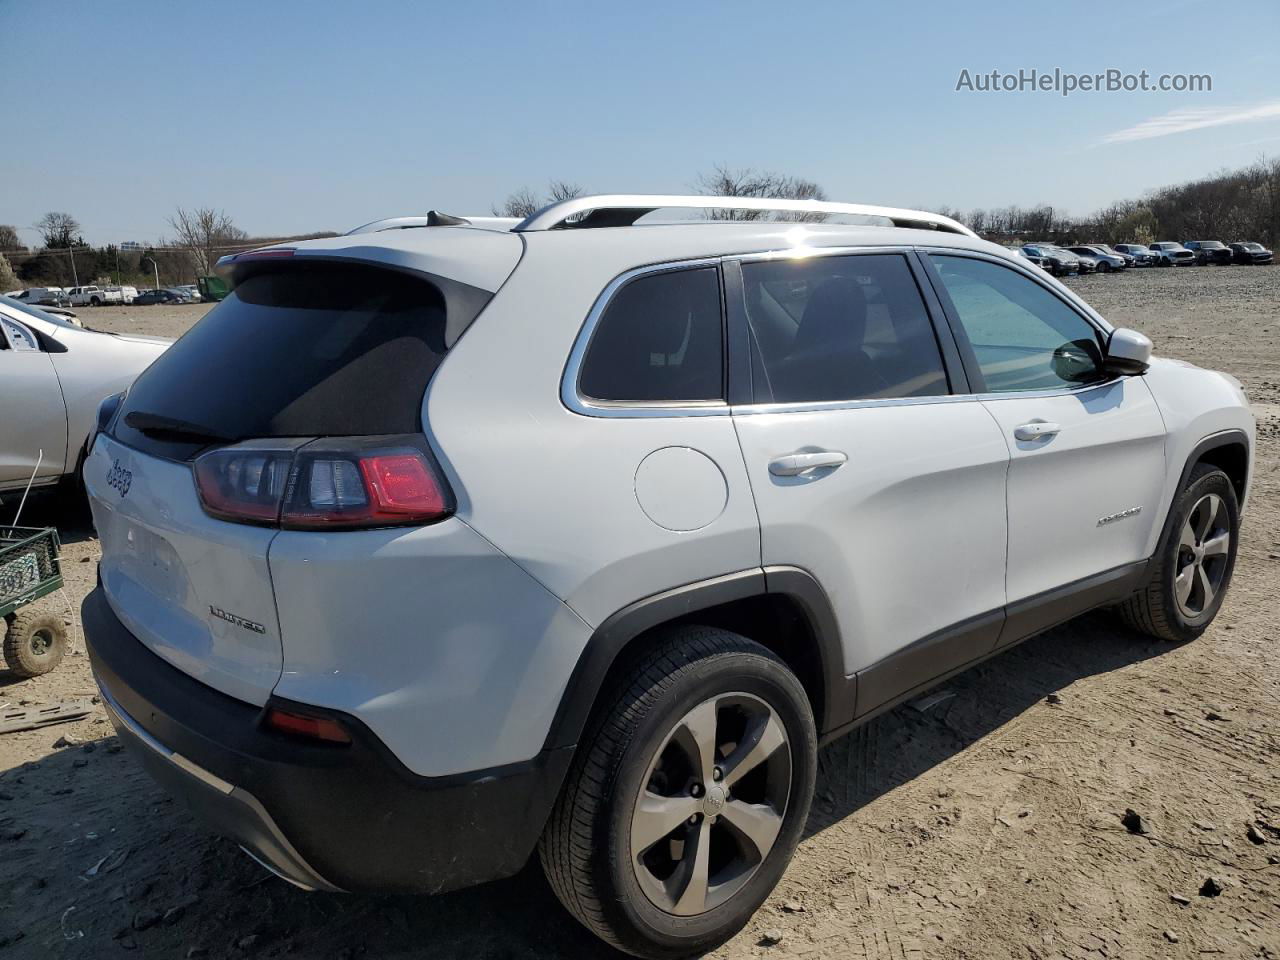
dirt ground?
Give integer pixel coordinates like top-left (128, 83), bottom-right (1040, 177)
top-left (2, 267), bottom-right (1278, 959)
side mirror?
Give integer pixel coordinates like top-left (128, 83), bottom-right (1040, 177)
top-left (1051, 338), bottom-right (1104, 383)
top-left (1104, 327), bottom-right (1152, 376)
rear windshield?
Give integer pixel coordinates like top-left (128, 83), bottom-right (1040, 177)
top-left (113, 262), bottom-right (462, 460)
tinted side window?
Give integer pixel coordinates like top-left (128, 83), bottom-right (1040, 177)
top-left (579, 267), bottom-right (723, 402)
top-left (929, 255), bottom-right (1105, 393)
top-left (742, 253), bottom-right (948, 404)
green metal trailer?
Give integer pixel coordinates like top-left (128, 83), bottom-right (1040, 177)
top-left (1, 526), bottom-right (68, 677)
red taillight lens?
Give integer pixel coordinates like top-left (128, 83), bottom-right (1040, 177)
top-left (193, 437), bottom-right (453, 530)
top-left (264, 706), bottom-right (351, 745)
top-left (359, 454), bottom-right (447, 517)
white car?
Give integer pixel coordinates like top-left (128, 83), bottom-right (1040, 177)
top-left (0, 295), bottom-right (169, 496)
top-left (81, 195), bottom-right (1253, 958)
top-left (16, 286), bottom-right (69, 306)
top-left (67, 284), bottom-right (136, 307)
top-left (1148, 241), bottom-right (1198, 266)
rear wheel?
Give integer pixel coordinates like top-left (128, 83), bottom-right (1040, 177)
top-left (1116, 464), bottom-right (1239, 642)
top-left (3, 606), bottom-right (68, 678)
top-left (89, 296), bottom-right (101, 306)
top-left (540, 627), bottom-right (816, 959)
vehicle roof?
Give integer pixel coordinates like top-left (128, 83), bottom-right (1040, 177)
top-left (270, 218), bottom-right (1021, 292)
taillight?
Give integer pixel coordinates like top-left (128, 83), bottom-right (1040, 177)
top-left (192, 436), bottom-right (454, 530)
top-left (89, 391), bottom-right (125, 452)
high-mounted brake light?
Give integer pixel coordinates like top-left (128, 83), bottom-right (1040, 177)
top-left (193, 437), bottom-right (454, 530)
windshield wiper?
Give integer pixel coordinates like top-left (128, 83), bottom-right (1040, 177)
top-left (123, 411), bottom-right (235, 444)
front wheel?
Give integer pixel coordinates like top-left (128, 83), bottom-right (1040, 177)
top-left (1116, 464), bottom-right (1239, 642)
top-left (540, 627), bottom-right (816, 959)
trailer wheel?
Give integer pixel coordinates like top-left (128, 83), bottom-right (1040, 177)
top-left (3, 607), bottom-right (68, 678)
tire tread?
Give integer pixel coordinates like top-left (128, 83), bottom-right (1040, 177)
top-left (539, 627), bottom-right (794, 954)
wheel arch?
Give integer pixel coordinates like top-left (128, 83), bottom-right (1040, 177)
top-left (1179, 429), bottom-right (1251, 509)
top-left (542, 568), bottom-right (850, 753)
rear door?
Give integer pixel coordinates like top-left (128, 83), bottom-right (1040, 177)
top-left (87, 258), bottom-right (508, 705)
top-left (0, 315), bottom-right (67, 486)
top-left (728, 249), bottom-right (1010, 719)
top-left (922, 252), bottom-right (1166, 631)
top-left (85, 433), bottom-right (286, 705)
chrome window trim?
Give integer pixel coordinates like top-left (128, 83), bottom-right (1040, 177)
top-left (732, 377), bottom-right (1124, 416)
top-left (919, 244), bottom-right (1116, 337)
top-left (729, 243), bottom-right (916, 264)
top-left (561, 243), bottom-right (1122, 419)
top-left (562, 257), bottom-right (731, 419)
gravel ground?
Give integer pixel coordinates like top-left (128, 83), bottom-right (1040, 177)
top-left (1, 265), bottom-right (1278, 959)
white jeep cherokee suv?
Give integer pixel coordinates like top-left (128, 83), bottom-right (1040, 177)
top-left (82, 196), bottom-right (1253, 958)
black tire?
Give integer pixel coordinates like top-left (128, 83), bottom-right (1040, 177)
top-left (540, 626), bottom-right (816, 959)
top-left (55, 444), bottom-right (92, 521)
top-left (3, 606), bottom-right (68, 678)
top-left (1098, 262), bottom-right (1110, 273)
top-left (1116, 464), bottom-right (1239, 642)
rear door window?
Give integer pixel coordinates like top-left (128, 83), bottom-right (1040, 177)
top-left (113, 262), bottom-right (469, 460)
top-left (578, 266), bottom-right (724, 403)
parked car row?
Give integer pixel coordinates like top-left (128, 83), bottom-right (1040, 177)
top-left (3, 283), bottom-right (209, 308)
top-left (1016, 239), bottom-right (1272, 274)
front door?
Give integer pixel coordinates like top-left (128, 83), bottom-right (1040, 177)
top-left (0, 316), bottom-right (67, 487)
top-left (729, 250), bottom-right (1010, 718)
top-left (923, 253), bottom-right (1167, 628)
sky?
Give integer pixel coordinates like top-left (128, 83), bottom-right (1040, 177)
top-left (3, 0), bottom-right (1278, 246)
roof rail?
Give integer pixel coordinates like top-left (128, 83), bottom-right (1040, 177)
top-left (512, 194), bottom-right (977, 237)
top-left (346, 213), bottom-right (521, 235)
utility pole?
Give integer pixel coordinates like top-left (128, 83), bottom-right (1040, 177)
top-left (143, 256), bottom-right (159, 291)
top-left (67, 244), bottom-right (79, 287)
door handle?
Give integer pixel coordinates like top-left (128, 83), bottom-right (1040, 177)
top-left (1013, 420), bottom-right (1061, 441)
top-left (768, 450), bottom-right (848, 477)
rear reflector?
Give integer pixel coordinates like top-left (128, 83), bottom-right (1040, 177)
top-left (193, 436), bottom-right (454, 530)
top-left (264, 707), bottom-right (351, 745)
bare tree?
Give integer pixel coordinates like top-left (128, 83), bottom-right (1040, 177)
top-left (495, 187), bottom-right (541, 219)
top-left (695, 165), bottom-right (828, 221)
top-left (168, 207), bottom-right (249, 276)
top-left (36, 212), bottom-right (82, 249)
top-left (494, 181), bottom-right (584, 218)
top-left (547, 180), bottom-right (584, 203)
top-left (0, 225), bottom-right (21, 251)
top-left (0, 253), bottom-right (18, 290)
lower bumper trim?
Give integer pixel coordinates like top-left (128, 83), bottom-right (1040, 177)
top-left (99, 680), bottom-right (342, 893)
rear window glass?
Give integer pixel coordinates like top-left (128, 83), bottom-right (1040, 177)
top-left (114, 263), bottom-right (453, 459)
top-left (578, 267), bottom-right (724, 403)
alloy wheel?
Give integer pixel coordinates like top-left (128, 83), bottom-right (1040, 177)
top-left (1174, 493), bottom-right (1230, 618)
top-left (630, 692), bottom-right (791, 916)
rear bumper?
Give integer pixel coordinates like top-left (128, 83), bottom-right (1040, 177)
top-left (84, 587), bottom-right (572, 895)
